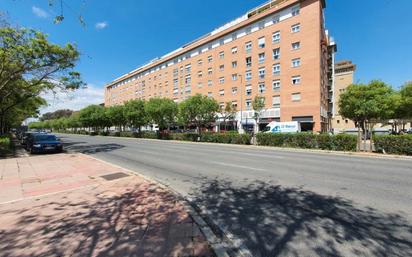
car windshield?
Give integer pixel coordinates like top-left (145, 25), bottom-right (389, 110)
top-left (34, 135), bottom-right (57, 141)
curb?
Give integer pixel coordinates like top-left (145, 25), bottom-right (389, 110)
top-left (75, 152), bottom-right (240, 257)
top-left (58, 132), bottom-right (412, 161)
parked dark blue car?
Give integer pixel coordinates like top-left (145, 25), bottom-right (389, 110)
top-left (27, 134), bottom-right (63, 154)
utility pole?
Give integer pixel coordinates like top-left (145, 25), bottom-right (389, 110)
top-left (238, 74), bottom-right (244, 134)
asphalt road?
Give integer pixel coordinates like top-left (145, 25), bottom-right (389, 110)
top-left (59, 133), bottom-right (412, 257)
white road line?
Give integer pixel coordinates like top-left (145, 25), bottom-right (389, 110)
top-left (210, 161), bottom-right (267, 171)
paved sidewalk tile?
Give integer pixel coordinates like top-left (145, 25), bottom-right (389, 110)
top-left (0, 153), bottom-right (213, 257)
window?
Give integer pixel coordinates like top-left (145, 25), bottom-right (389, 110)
top-left (219, 77), bottom-right (225, 84)
top-left (292, 6), bottom-right (300, 16)
top-left (208, 56), bottom-right (213, 63)
top-left (219, 51), bottom-right (225, 59)
top-left (232, 61), bottom-right (238, 68)
top-left (292, 42), bottom-right (300, 50)
top-left (232, 87), bottom-right (238, 95)
top-left (246, 99), bottom-right (252, 110)
top-left (232, 74), bottom-right (238, 81)
top-left (208, 80), bottom-right (213, 87)
top-left (245, 85), bottom-right (252, 96)
top-left (219, 89), bottom-right (225, 96)
top-left (208, 67), bottom-right (213, 75)
top-left (258, 83), bottom-right (266, 94)
top-left (208, 92), bottom-right (213, 97)
top-left (273, 64), bottom-right (280, 75)
top-left (246, 27), bottom-right (252, 35)
top-left (272, 95), bottom-right (280, 108)
top-left (245, 70), bottom-right (252, 81)
top-left (272, 80), bottom-right (281, 90)
top-left (185, 64), bottom-right (191, 73)
top-left (258, 37), bottom-right (266, 48)
top-left (292, 58), bottom-right (301, 67)
top-left (197, 82), bottom-right (203, 88)
top-left (245, 42), bottom-right (252, 54)
top-left (273, 15), bottom-right (280, 24)
top-left (272, 31), bottom-right (280, 43)
top-left (292, 75), bottom-right (301, 85)
top-left (219, 65), bottom-right (225, 71)
top-left (292, 92), bottom-right (301, 102)
top-left (198, 59), bottom-right (203, 66)
top-left (185, 75), bottom-right (191, 85)
top-left (258, 21), bottom-right (265, 29)
top-left (258, 67), bottom-right (265, 79)
top-left (273, 48), bottom-right (280, 60)
top-left (232, 47), bottom-right (238, 54)
top-left (232, 32), bottom-right (237, 41)
top-left (198, 71), bottom-right (203, 78)
top-left (246, 57), bottom-right (252, 68)
top-left (292, 23), bottom-right (301, 33)
top-left (258, 53), bottom-right (265, 64)
top-left (232, 101), bottom-right (238, 108)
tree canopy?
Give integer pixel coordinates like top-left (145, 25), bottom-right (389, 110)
top-left (178, 94), bottom-right (219, 134)
top-left (0, 26), bottom-right (84, 133)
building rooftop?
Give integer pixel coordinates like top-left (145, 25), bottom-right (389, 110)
top-left (106, 0), bottom-right (306, 88)
top-left (335, 60), bottom-right (356, 73)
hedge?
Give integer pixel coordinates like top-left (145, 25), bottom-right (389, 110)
top-left (0, 135), bottom-right (11, 149)
top-left (256, 132), bottom-right (357, 151)
top-left (373, 134), bottom-right (412, 156)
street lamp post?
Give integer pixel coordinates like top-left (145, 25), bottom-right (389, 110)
top-left (238, 74), bottom-right (244, 134)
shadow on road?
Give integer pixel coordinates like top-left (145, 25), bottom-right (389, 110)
top-left (63, 141), bottom-right (125, 154)
top-left (189, 179), bottom-right (412, 257)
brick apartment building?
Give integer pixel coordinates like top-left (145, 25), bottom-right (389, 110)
top-left (104, 0), bottom-right (336, 132)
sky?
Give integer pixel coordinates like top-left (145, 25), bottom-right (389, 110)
top-left (1, 0), bottom-right (411, 113)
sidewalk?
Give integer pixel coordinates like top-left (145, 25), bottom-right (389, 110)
top-left (0, 153), bottom-right (212, 257)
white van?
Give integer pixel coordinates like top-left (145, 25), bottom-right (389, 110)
top-left (264, 121), bottom-right (300, 133)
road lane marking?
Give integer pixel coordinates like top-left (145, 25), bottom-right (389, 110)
top-left (210, 161), bottom-right (267, 171)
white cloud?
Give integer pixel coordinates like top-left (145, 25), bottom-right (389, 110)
top-left (39, 84), bottom-right (104, 114)
top-left (32, 6), bottom-right (49, 18)
top-left (95, 22), bottom-right (108, 30)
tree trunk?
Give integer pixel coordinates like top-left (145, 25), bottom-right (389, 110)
top-left (363, 121), bottom-right (367, 152)
top-left (369, 122), bottom-right (374, 152)
top-left (357, 125), bottom-right (361, 152)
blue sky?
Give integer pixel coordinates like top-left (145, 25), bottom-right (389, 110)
top-left (1, 0), bottom-right (412, 111)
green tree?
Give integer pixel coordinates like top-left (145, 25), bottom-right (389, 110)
top-left (79, 105), bottom-right (105, 131)
top-left (124, 100), bottom-right (147, 133)
top-left (395, 82), bottom-right (412, 131)
top-left (0, 26), bottom-right (84, 134)
top-left (252, 96), bottom-right (266, 134)
top-left (106, 105), bottom-right (126, 131)
top-left (218, 102), bottom-right (237, 132)
top-left (40, 109), bottom-right (73, 121)
top-left (178, 94), bottom-right (219, 135)
top-left (145, 98), bottom-right (178, 132)
top-left (339, 80), bottom-right (396, 151)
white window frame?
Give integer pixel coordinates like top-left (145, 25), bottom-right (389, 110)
top-left (291, 92), bottom-right (301, 102)
top-left (291, 23), bottom-right (301, 33)
top-left (292, 58), bottom-right (301, 68)
top-left (258, 37), bottom-right (266, 48)
top-left (292, 75), bottom-right (301, 85)
top-left (272, 31), bottom-right (280, 43)
top-left (273, 64), bottom-right (281, 75)
top-left (258, 52), bottom-right (265, 64)
top-left (292, 42), bottom-right (300, 50)
top-left (258, 67), bottom-right (265, 80)
top-left (273, 48), bottom-right (280, 60)
top-left (272, 80), bottom-right (281, 90)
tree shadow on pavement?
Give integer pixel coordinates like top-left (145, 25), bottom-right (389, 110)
top-left (189, 179), bottom-right (412, 257)
top-left (0, 182), bottom-right (212, 257)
